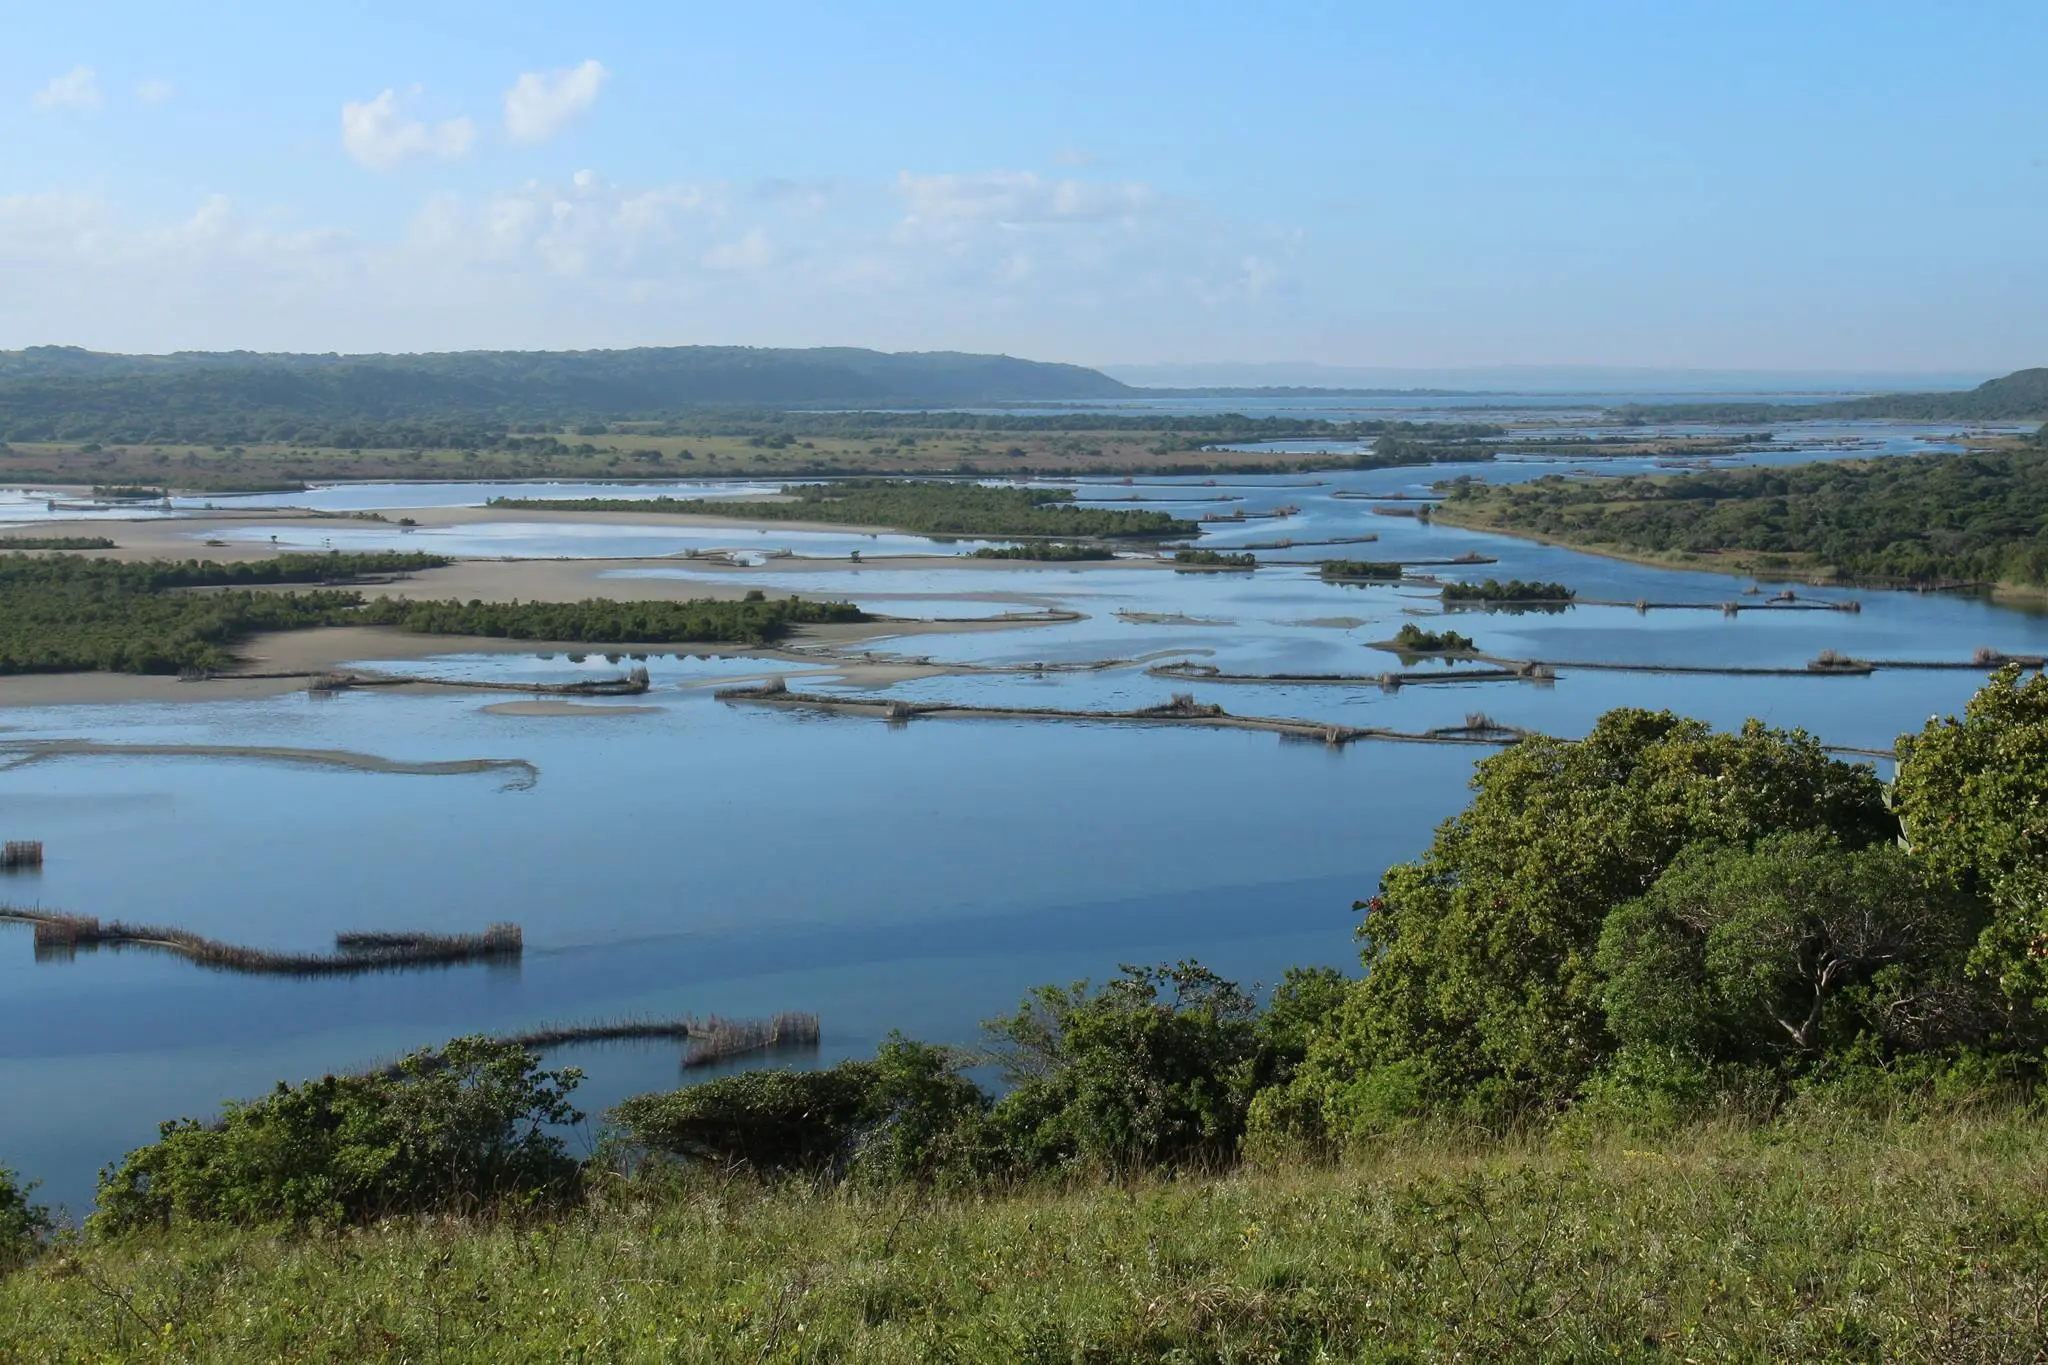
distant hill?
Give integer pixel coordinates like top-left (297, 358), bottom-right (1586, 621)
top-left (0, 345), bottom-right (1132, 443)
top-left (1614, 367), bottom-right (2048, 424)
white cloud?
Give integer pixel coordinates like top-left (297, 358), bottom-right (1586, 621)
top-left (503, 59), bottom-right (608, 143)
top-left (340, 90), bottom-right (476, 171)
top-left (135, 78), bottom-right (175, 105)
top-left (895, 171), bottom-right (1156, 234)
top-left (33, 66), bottom-right (102, 112)
top-left (0, 167), bottom-right (1287, 357)
top-left (703, 228), bottom-right (774, 271)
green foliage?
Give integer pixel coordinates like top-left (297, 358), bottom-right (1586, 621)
top-left (1391, 622), bottom-right (1476, 653)
top-left (94, 1038), bottom-right (582, 1231)
top-left (984, 962), bottom-right (1270, 1173)
top-left (1442, 449), bottom-right (2048, 585)
top-left (1894, 664), bottom-right (2048, 1012)
top-left (1296, 710), bottom-right (1895, 1132)
top-left (968, 542), bottom-right (1115, 561)
top-left (1441, 577), bottom-right (1574, 602)
top-left (612, 1035), bottom-right (990, 1182)
top-left (1317, 559), bottom-right (1403, 579)
top-left (355, 593), bottom-right (865, 646)
top-left (0, 535), bottom-right (116, 550)
top-left (0, 552), bottom-right (863, 672)
top-left (1170, 548), bottom-right (1258, 568)
top-left (1597, 832), bottom-right (1988, 1066)
top-left (492, 480), bottom-right (1197, 539)
top-left (0, 1163), bottom-right (50, 1272)
top-left (0, 553), bottom-right (379, 674)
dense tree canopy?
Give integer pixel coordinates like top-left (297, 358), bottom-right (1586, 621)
top-left (1439, 449), bottom-right (2048, 586)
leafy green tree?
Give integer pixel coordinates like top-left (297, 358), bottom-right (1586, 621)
top-left (95, 1038), bottom-right (583, 1230)
top-left (985, 961), bottom-right (1265, 1173)
top-left (1894, 665), bottom-right (2048, 1011)
top-left (0, 1163), bottom-right (50, 1272)
top-left (1597, 831), bottom-right (1988, 1065)
top-left (612, 1035), bottom-right (989, 1181)
top-left (1294, 710), bottom-right (1894, 1133)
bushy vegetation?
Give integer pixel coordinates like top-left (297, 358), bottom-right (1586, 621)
top-left (491, 480), bottom-right (1198, 539)
top-left (967, 542), bottom-right (1115, 561)
top-left (0, 553), bottom-right (865, 673)
top-left (0, 555), bottom-right (374, 674)
top-left (1391, 623), bottom-right (1477, 653)
top-left (1170, 548), bottom-right (1258, 568)
top-left (356, 594), bottom-right (866, 646)
top-left (0, 1164), bottom-right (48, 1273)
top-left (0, 535), bottom-right (116, 551)
top-left (1439, 449), bottom-right (2048, 586)
top-left (1316, 559), bottom-right (1403, 580)
top-left (1440, 577), bottom-right (1574, 602)
top-left (94, 1039), bottom-right (583, 1231)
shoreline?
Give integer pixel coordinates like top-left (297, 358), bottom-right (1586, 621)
top-left (1429, 506), bottom-right (2048, 603)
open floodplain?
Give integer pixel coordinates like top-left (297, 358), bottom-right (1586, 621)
top-left (4, 414), bottom-right (2045, 1212)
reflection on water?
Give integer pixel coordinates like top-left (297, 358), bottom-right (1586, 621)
top-left (5, 422), bottom-right (2048, 1212)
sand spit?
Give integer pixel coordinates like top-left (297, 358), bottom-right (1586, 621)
top-left (481, 700), bottom-right (662, 717)
top-left (0, 739), bottom-right (539, 786)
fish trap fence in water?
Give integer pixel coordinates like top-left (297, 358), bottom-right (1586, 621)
top-left (683, 1012), bottom-right (822, 1068)
top-left (1, 842), bottom-right (42, 870)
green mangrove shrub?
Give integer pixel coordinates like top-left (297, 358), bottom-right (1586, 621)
top-left (95, 1038), bottom-right (584, 1230)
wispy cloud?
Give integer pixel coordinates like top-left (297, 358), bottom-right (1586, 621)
top-left (503, 59), bottom-right (609, 144)
top-left (895, 171), bottom-right (1156, 235)
top-left (340, 90), bottom-right (476, 171)
top-left (33, 66), bottom-right (102, 112)
top-left (135, 78), bottom-right (175, 106)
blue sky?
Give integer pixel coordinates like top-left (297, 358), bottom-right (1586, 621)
top-left (3, 1), bottom-right (2044, 373)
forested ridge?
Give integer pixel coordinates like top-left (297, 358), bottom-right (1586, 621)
top-left (1438, 446), bottom-right (2048, 586)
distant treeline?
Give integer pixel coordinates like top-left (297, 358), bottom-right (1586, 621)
top-left (491, 480), bottom-right (1198, 539)
top-left (0, 343), bottom-right (1521, 448)
top-left (1438, 448), bottom-right (2048, 587)
top-left (968, 543), bottom-right (1117, 562)
top-left (354, 595), bottom-right (865, 645)
top-left (0, 552), bottom-right (865, 675)
top-left (1611, 366), bottom-right (2048, 424)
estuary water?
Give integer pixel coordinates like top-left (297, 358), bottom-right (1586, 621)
top-left (3, 435), bottom-right (2045, 1212)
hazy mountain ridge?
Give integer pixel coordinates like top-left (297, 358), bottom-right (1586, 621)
top-left (0, 345), bottom-right (1134, 416)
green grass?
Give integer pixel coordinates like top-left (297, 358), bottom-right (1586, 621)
top-left (7, 1113), bottom-right (2047, 1361)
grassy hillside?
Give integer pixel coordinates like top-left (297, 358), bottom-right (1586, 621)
top-left (6, 1112), bottom-right (2045, 1361)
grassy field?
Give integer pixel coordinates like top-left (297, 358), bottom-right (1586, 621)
top-left (6, 1111), bottom-right (2047, 1362)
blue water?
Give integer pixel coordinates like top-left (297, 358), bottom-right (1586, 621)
top-left (3, 434), bottom-right (2044, 1213)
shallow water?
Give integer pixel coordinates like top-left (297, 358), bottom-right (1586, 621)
top-left (3, 444), bottom-right (2045, 1212)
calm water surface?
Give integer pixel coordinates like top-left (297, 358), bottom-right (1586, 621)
top-left (2, 441), bottom-right (2043, 1211)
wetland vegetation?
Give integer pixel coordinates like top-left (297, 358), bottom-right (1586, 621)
top-left (1436, 447), bottom-right (2048, 587)
top-left (0, 552), bottom-right (865, 673)
top-left (489, 479), bottom-right (1199, 539)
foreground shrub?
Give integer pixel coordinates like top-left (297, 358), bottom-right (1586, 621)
top-left (0, 1163), bottom-right (49, 1272)
top-left (95, 1038), bottom-right (583, 1231)
top-left (614, 1036), bottom-right (990, 1181)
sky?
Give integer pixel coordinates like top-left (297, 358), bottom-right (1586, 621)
top-left (3, 1), bottom-right (2045, 375)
